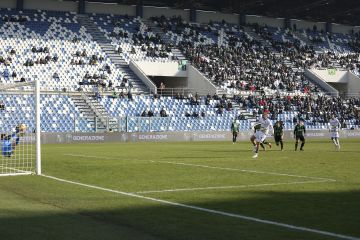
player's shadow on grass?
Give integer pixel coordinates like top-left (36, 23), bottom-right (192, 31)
top-left (1, 189), bottom-right (360, 240)
top-left (202, 149), bottom-right (254, 153)
top-left (161, 155), bottom-right (245, 159)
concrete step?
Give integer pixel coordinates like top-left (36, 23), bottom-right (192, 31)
top-left (78, 14), bottom-right (150, 93)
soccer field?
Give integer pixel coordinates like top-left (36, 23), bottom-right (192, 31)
top-left (0, 139), bottom-right (359, 240)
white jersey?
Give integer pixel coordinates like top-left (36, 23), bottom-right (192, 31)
top-left (257, 117), bottom-right (273, 135)
top-left (329, 118), bottom-right (340, 133)
top-left (254, 117), bottom-right (273, 143)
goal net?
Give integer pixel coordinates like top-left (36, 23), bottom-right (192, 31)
top-left (0, 81), bottom-right (41, 176)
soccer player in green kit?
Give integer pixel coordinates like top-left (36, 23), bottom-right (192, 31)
top-left (231, 119), bottom-right (239, 144)
top-left (273, 120), bottom-right (284, 150)
top-left (294, 119), bottom-right (306, 151)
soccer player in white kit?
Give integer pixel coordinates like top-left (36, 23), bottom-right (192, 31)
top-left (253, 109), bottom-right (273, 158)
top-left (329, 114), bottom-right (341, 150)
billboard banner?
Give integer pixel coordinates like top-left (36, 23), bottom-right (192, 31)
top-left (41, 130), bottom-right (360, 144)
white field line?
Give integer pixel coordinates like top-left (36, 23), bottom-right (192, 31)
top-left (0, 165), bottom-right (32, 176)
top-left (135, 179), bottom-right (334, 194)
top-left (63, 153), bottom-right (336, 182)
top-left (155, 161), bottom-right (337, 182)
top-left (41, 174), bottom-right (359, 240)
top-left (64, 154), bottom-right (116, 160)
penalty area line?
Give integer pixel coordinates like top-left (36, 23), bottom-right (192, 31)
top-left (63, 153), bottom-right (337, 182)
top-left (41, 174), bottom-right (358, 240)
top-left (155, 161), bottom-right (337, 182)
top-left (135, 179), bottom-right (334, 194)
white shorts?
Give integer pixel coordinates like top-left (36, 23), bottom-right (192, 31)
top-left (255, 130), bottom-right (267, 143)
top-left (331, 131), bottom-right (339, 138)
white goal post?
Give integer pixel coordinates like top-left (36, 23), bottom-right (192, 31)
top-left (0, 80), bottom-right (41, 176)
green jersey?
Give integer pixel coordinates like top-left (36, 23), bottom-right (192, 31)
top-left (231, 122), bottom-right (239, 133)
top-left (273, 125), bottom-right (283, 136)
top-left (294, 124), bottom-right (306, 137)
top-left (253, 123), bottom-right (261, 133)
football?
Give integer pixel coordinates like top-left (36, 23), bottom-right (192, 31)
top-left (19, 123), bottom-right (27, 133)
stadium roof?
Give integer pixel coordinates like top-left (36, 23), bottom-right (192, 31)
top-left (68, 0), bottom-right (360, 25)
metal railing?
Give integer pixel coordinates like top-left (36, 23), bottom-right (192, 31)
top-left (70, 116), bottom-right (174, 133)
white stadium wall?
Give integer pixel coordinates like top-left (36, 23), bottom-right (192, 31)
top-left (85, 3), bottom-right (136, 16)
top-left (304, 69), bottom-right (339, 96)
top-left (0, 0), bottom-right (16, 8)
top-left (134, 61), bottom-right (187, 77)
top-left (143, 6), bottom-right (189, 20)
top-left (347, 72), bottom-right (360, 96)
top-left (354, 26), bottom-right (360, 34)
top-left (309, 69), bottom-right (360, 96)
top-left (331, 23), bottom-right (355, 34)
top-left (245, 15), bottom-right (285, 28)
top-left (311, 69), bottom-right (348, 83)
top-left (196, 10), bottom-right (239, 24)
top-left (129, 61), bottom-right (157, 93)
top-left (24, 0), bottom-right (77, 12)
top-left (187, 65), bottom-right (217, 95)
top-left (290, 19), bottom-right (326, 31)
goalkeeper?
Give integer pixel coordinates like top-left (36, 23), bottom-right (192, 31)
top-left (1, 125), bottom-right (23, 157)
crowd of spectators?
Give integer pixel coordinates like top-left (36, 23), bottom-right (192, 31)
top-left (2, 15), bottom-right (27, 23)
top-left (23, 46), bottom-right (58, 67)
top-left (234, 93), bottom-right (359, 126)
top-left (251, 24), bottom-right (360, 73)
top-left (108, 19), bottom-right (175, 60)
top-left (148, 17), bottom-right (323, 93)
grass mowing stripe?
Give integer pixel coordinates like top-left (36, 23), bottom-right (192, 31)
top-left (64, 154), bottom-right (116, 160)
top-left (63, 153), bottom-right (336, 181)
top-left (41, 174), bottom-right (359, 240)
top-left (135, 179), bottom-right (335, 194)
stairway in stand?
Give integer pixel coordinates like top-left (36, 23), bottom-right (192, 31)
top-left (77, 14), bottom-right (149, 94)
top-left (71, 93), bottom-right (118, 132)
top-left (142, 19), bottom-right (186, 60)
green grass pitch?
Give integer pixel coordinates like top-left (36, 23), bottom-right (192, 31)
top-left (0, 139), bottom-right (359, 240)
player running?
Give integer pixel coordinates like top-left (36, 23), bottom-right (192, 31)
top-left (253, 110), bottom-right (273, 158)
top-left (231, 119), bottom-right (239, 144)
top-left (250, 123), bottom-right (271, 151)
top-left (329, 114), bottom-right (341, 150)
top-left (273, 120), bottom-right (284, 151)
top-left (250, 123), bottom-right (265, 151)
top-left (294, 120), bottom-right (306, 151)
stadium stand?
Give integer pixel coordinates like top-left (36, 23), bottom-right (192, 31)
top-left (99, 94), bottom-right (250, 132)
top-left (0, 8), bottom-right (129, 93)
top-left (0, 7), bottom-right (359, 132)
top-left (0, 93), bottom-right (93, 132)
top-left (90, 13), bottom-right (175, 63)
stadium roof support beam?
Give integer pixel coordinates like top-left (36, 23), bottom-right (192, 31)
top-left (190, 8), bottom-right (196, 22)
top-left (136, 4), bottom-right (143, 18)
top-left (16, 0), bottom-right (23, 10)
top-left (78, 0), bottom-right (85, 14)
